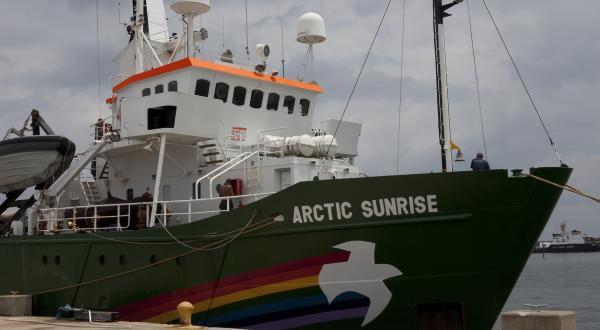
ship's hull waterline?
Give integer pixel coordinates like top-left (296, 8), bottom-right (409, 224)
top-left (1, 167), bottom-right (571, 329)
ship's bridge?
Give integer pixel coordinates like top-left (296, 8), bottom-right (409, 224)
top-left (108, 58), bottom-right (323, 145)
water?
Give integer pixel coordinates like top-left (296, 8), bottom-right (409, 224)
top-left (493, 252), bottom-right (600, 330)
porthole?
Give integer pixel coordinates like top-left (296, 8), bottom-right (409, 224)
top-left (99, 255), bottom-right (106, 266)
top-left (42, 255), bottom-right (48, 265)
top-left (54, 255), bottom-right (61, 265)
top-left (119, 255), bottom-right (127, 265)
top-left (150, 255), bottom-right (158, 264)
top-left (175, 257), bottom-right (184, 266)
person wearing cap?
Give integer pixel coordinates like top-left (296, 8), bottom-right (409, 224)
top-left (470, 152), bottom-right (490, 171)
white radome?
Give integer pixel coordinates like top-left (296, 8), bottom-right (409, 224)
top-left (170, 0), bottom-right (210, 16)
top-left (297, 12), bottom-right (327, 44)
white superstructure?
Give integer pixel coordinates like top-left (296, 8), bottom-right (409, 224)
top-left (27, 0), bottom-right (364, 233)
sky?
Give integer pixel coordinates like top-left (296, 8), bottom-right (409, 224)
top-left (0, 0), bottom-right (598, 239)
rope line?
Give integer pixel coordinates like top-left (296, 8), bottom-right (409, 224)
top-left (3, 318), bottom-right (132, 329)
top-left (526, 174), bottom-right (600, 204)
top-left (396, 0), bottom-right (407, 175)
top-left (481, 0), bottom-right (563, 165)
top-left (325, 0), bottom-right (393, 157)
top-left (26, 214), bottom-right (276, 296)
top-left (466, 0), bottom-right (488, 160)
top-left (78, 217), bottom-right (272, 245)
top-left (155, 210), bottom-right (259, 251)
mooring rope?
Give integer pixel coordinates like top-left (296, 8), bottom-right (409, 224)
top-left (25, 213), bottom-right (276, 296)
top-left (525, 174), bottom-right (600, 204)
top-left (77, 216), bottom-right (272, 246)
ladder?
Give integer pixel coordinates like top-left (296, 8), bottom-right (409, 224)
top-left (197, 139), bottom-right (225, 169)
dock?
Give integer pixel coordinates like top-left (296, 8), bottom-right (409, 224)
top-left (0, 316), bottom-right (238, 330)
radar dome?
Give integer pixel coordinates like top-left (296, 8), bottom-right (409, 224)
top-left (297, 12), bottom-right (326, 44)
top-left (171, 0), bottom-right (210, 16)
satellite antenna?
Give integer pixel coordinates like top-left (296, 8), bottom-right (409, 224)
top-left (297, 12), bottom-right (326, 82)
top-left (170, 0), bottom-right (211, 58)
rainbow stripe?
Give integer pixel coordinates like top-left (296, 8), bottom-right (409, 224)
top-left (116, 251), bottom-right (371, 328)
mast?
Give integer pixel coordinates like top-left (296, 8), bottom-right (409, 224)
top-left (433, 0), bottom-right (462, 172)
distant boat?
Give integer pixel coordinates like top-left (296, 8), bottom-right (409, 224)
top-left (0, 135), bottom-right (76, 193)
top-left (533, 222), bottom-right (600, 253)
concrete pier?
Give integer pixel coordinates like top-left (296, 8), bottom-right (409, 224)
top-left (0, 294), bottom-right (31, 316)
top-left (0, 316), bottom-right (239, 330)
top-left (501, 310), bottom-right (576, 330)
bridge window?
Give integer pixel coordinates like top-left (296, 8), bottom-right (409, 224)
top-left (155, 84), bottom-right (164, 94)
top-left (283, 96), bottom-right (295, 114)
top-left (232, 86), bottom-right (247, 106)
top-left (148, 106), bottom-right (176, 130)
top-left (300, 98), bottom-right (310, 116)
top-left (195, 79), bottom-right (210, 97)
top-left (250, 89), bottom-right (264, 109)
top-left (267, 93), bottom-right (280, 111)
top-left (168, 80), bottom-right (178, 92)
top-left (214, 82), bottom-right (229, 103)
top-left (142, 88), bottom-right (151, 97)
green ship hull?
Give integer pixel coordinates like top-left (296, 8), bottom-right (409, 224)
top-left (1, 167), bottom-right (571, 329)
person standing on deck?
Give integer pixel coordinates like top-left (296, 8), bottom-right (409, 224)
top-left (217, 180), bottom-right (235, 211)
top-left (470, 152), bottom-right (490, 171)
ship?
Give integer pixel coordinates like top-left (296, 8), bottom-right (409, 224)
top-left (0, 1), bottom-right (572, 329)
top-left (533, 222), bottom-right (600, 253)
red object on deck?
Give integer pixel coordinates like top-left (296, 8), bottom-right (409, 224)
top-left (230, 179), bottom-right (243, 196)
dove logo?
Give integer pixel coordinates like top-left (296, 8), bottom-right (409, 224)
top-left (318, 241), bottom-right (402, 327)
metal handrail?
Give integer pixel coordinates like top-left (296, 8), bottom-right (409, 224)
top-left (194, 151), bottom-right (258, 199)
top-left (38, 192), bottom-right (274, 234)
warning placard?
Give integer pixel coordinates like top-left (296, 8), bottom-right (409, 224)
top-left (232, 127), bottom-right (247, 142)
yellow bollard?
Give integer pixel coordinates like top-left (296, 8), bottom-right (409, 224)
top-left (177, 301), bottom-right (194, 327)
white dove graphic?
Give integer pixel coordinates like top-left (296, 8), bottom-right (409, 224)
top-left (318, 241), bottom-right (402, 327)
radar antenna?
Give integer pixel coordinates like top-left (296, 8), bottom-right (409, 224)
top-left (296, 12), bottom-right (327, 82)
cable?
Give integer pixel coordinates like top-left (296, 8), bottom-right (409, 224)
top-left (245, 0), bottom-right (250, 67)
top-left (155, 209), bottom-right (259, 251)
top-left (27, 213), bottom-right (276, 296)
top-left (3, 318), bottom-right (132, 329)
top-left (77, 217), bottom-right (274, 245)
top-left (466, 0), bottom-right (488, 160)
top-left (325, 0), bottom-right (393, 157)
top-left (396, 0), bottom-right (407, 175)
top-left (525, 174), bottom-right (600, 204)
top-left (95, 0), bottom-right (102, 120)
top-left (481, 0), bottom-right (563, 165)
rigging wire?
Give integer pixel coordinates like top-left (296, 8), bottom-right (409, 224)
top-left (95, 0), bottom-right (103, 120)
top-left (481, 0), bottom-right (564, 165)
top-left (466, 0), bottom-right (488, 160)
top-left (325, 0), bottom-right (393, 157)
top-left (244, 0), bottom-right (250, 67)
top-left (396, 0), bottom-right (407, 175)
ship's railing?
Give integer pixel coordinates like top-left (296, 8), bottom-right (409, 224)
top-left (37, 192), bottom-right (274, 234)
top-left (194, 151), bottom-right (259, 199)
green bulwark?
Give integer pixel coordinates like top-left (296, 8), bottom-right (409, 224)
top-left (1, 167), bottom-right (571, 329)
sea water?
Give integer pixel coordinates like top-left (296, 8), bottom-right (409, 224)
top-left (493, 252), bottom-right (600, 330)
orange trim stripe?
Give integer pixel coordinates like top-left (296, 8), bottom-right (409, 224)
top-left (112, 58), bottom-right (323, 94)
